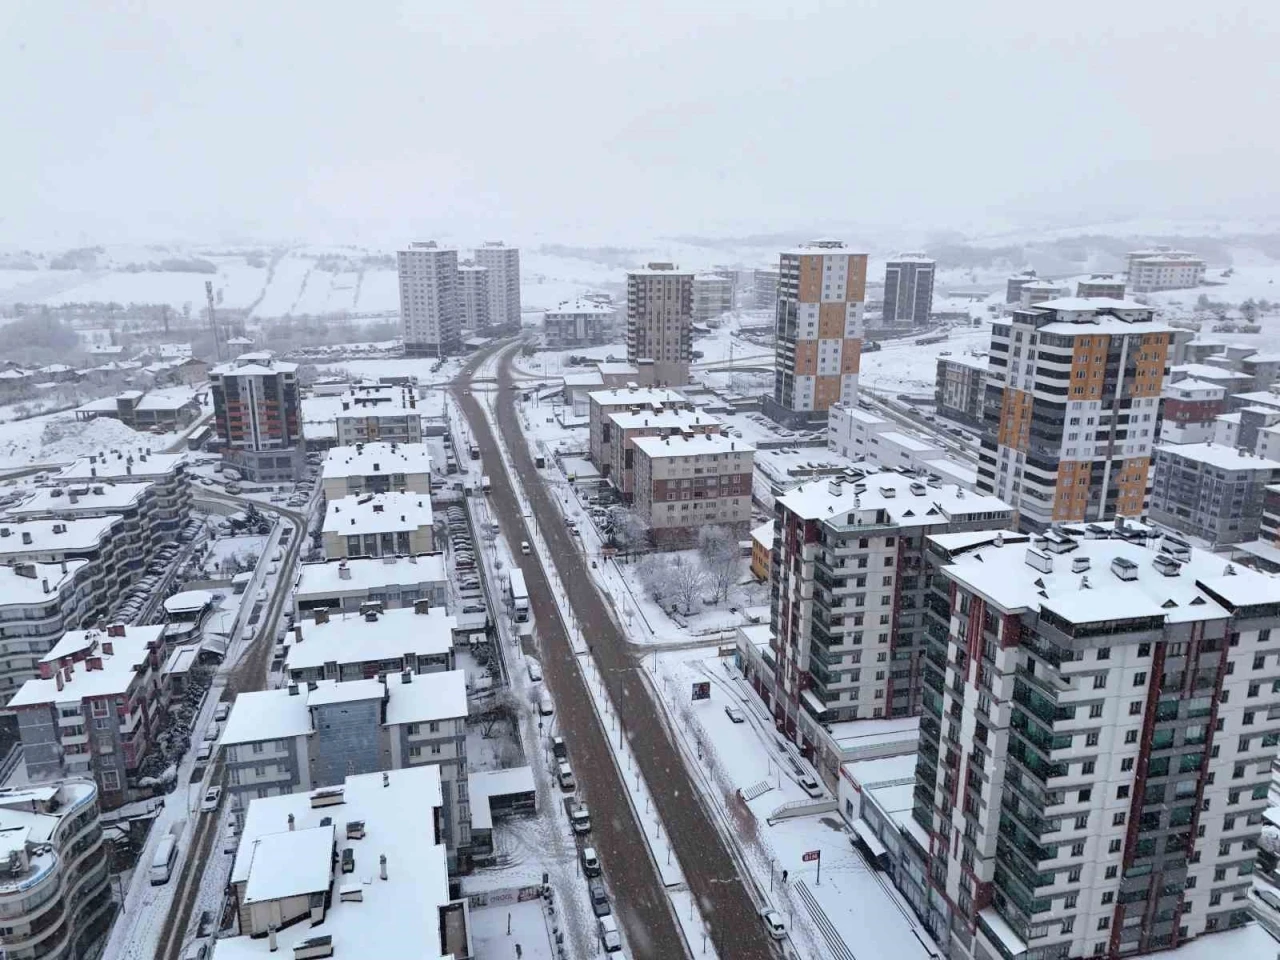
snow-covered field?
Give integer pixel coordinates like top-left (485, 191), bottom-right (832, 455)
top-left (0, 412), bottom-right (184, 471)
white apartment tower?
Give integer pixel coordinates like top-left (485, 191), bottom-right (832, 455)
top-left (473, 241), bottom-right (521, 327)
top-left (398, 241), bottom-right (461, 357)
top-left (457, 261), bottom-right (490, 330)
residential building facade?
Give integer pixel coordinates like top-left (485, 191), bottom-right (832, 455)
top-left (320, 441), bottom-right (432, 499)
top-left (399, 241), bottom-right (461, 357)
top-left (293, 555), bottom-right (449, 619)
top-left (321, 491), bottom-right (434, 559)
top-left (10, 625), bottom-right (166, 808)
top-left (936, 356), bottom-right (989, 429)
top-left (456, 261), bottom-right (490, 330)
top-left (333, 387), bottom-right (424, 446)
top-left (882, 256), bottom-right (936, 328)
top-left (977, 298), bottom-right (1173, 531)
top-left (915, 525), bottom-right (1277, 960)
top-left (1149, 443), bottom-right (1280, 545)
top-left (769, 240), bottom-right (868, 424)
top-left (209, 353), bottom-right (303, 482)
top-left (753, 269), bottom-right (780, 310)
top-left (1075, 274), bottom-right (1127, 300)
top-left (692, 273), bottom-right (735, 323)
top-left (587, 386), bottom-right (686, 473)
top-left (283, 604), bottom-right (455, 685)
top-left (1127, 248), bottom-right (1207, 293)
top-left (1159, 379), bottom-right (1227, 445)
top-left (767, 471), bottom-right (1013, 762)
top-left (605, 407), bottom-right (722, 498)
top-left (472, 241), bottom-right (521, 328)
top-left (544, 299), bottom-right (615, 347)
top-left (0, 560), bottom-right (92, 703)
top-left (626, 264), bottom-right (694, 387)
top-left (0, 517), bottom-right (124, 625)
top-left (0, 779), bottom-right (113, 960)
top-left (630, 433), bottom-right (754, 547)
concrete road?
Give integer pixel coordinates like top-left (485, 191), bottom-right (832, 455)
top-left (456, 343), bottom-right (777, 960)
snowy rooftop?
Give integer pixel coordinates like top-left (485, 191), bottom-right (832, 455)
top-left (221, 686), bottom-right (316, 745)
top-left (588, 386), bottom-right (685, 408)
top-left (322, 492), bottom-right (433, 537)
top-left (220, 766), bottom-right (451, 960)
top-left (631, 432), bottom-right (754, 459)
top-left (546, 298), bottom-right (615, 316)
top-left (628, 265), bottom-right (694, 277)
top-left (163, 590), bottom-right (213, 615)
top-left (285, 606), bottom-right (456, 673)
top-left (55, 451), bottom-right (186, 482)
top-left (561, 372), bottom-right (603, 388)
top-left (0, 559), bottom-right (88, 604)
top-left (607, 407), bottom-right (720, 432)
top-left (306, 676), bottom-right (387, 707)
top-left (877, 430), bottom-right (941, 454)
top-left (211, 356), bottom-right (298, 376)
top-left (322, 442), bottom-right (432, 480)
top-left (832, 404), bottom-right (890, 427)
top-left (1158, 441), bottom-right (1280, 471)
top-left (295, 555), bottom-right (448, 599)
top-left (1229, 390), bottom-right (1280, 410)
top-left (9, 625), bottom-right (163, 707)
top-left (334, 393), bottom-right (423, 419)
top-left (1162, 378), bottom-right (1227, 397)
top-left (778, 468), bottom-right (1011, 526)
top-left (1170, 363), bottom-right (1253, 383)
top-left (243, 824), bottom-right (336, 904)
top-left (844, 754), bottom-right (919, 790)
top-left (0, 516), bottom-right (120, 554)
top-left (750, 521), bottom-right (774, 549)
top-left (1019, 280), bottom-right (1067, 291)
top-left (468, 767), bottom-right (536, 832)
top-left (0, 780), bottom-right (97, 890)
top-left (826, 715), bottom-right (920, 754)
top-left (755, 448), bottom-right (860, 482)
top-left (924, 457), bottom-right (978, 490)
top-left (941, 354), bottom-right (989, 372)
top-left (596, 362), bottom-right (638, 376)
top-left (383, 669), bottom-right (468, 726)
top-left (7, 481), bottom-right (151, 517)
top-left (937, 527), bottom-right (1278, 625)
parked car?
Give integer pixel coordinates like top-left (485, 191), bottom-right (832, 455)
top-left (557, 762), bottom-right (575, 791)
top-left (725, 706), bottom-right (746, 723)
top-left (580, 846), bottom-right (601, 877)
top-left (588, 877), bottom-right (611, 917)
top-left (213, 702), bottom-right (230, 722)
top-left (521, 541), bottom-right (531, 555)
top-left (196, 742), bottom-right (213, 762)
top-left (798, 775), bottom-right (823, 798)
top-left (598, 915), bottom-right (622, 953)
top-left (181, 942), bottom-right (209, 960)
top-left (760, 909), bottom-right (787, 940)
top-left (200, 786), bottom-right (222, 812)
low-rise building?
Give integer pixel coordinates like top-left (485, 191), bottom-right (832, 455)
top-left (750, 521), bottom-right (773, 581)
top-left (334, 386), bottom-right (424, 445)
top-left (1004, 270), bottom-right (1038, 304)
top-left (294, 555), bottom-right (448, 619)
top-left (1149, 442), bottom-right (1280, 545)
top-left (220, 767), bottom-right (471, 960)
top-left (1160, 378), bottom-right (1227, 444)
top-left (220, 671), bottom-right (470, 867)
top-left (543, 298), bottom-right (616, 347)
top-left (827, 404), bottom-right (950, 474)
top-left (1075, 273), bottom-right (1126, 299)
top-left (934, 356), bottom-right (988, 429)
top-left (1127, 246), bottom-right (1207, 292)
top-left (753, 448), bottom-right (861, 504)
top-left (630, 433), bottom-right (755, 547)
top-left (322, 491), bottom-right (434, 559)
top-left (605, 407), bottom-right (722, 497)
top-left (0, 559), bottom-right (92, 703)
top-left (73, 389), bottom-right (202, 431)
top-left (1018, 279), bottom-right (1068, 307)
top-left (0, 779), bottom-right (113, 960)
top-left (587, 386), bottom-right (686, 472)
top-left (320, 442), bottom-right (433, 499)
top-left (9, 624), bottom-right (166, 808)
top-left (284, 604), bottom-right (455, 684)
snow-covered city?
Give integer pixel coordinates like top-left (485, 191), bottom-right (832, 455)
top-left (4, 5), bottom-right (1280, 960)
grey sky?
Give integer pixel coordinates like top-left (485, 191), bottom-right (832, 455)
top-left (2, 1), bottom-right (1276, 245)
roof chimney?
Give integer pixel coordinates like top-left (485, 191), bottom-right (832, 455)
top-left (338, 561), bottom-right (351, 581)
top-left (268, 925), bottom-right (277, 952)
top-left (288, 813), bottom-right (295, 831)
top-left (314, 609), bottom-right (329, 625)
top-left (102, 640), bottom-right (113, 656)
top-left (379, 853), bottom-right (387, 880)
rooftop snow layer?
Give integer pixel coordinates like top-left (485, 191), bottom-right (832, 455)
top-left (294, 555), bottom-right (448, 599)
top-left (321, 442), bottom-right (432, 480)
top-left (777, 468), bottom-right (1011, 524)
top-left (322, 491), bottom-right (433, 537)
top-left (285, 607), bottom-right (456, 673)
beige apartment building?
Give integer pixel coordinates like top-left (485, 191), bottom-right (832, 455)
top-left (626, 264), bottom-right (694, 386)
top-left (606, 407), bottom-right (723, 497)
top-left (630, 432), bottom-right (755, 547)
top-left (768, 239), bottom-right (868, 425)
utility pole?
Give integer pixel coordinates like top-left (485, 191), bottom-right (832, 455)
top-left (206, 280), bottom-right (221, 362)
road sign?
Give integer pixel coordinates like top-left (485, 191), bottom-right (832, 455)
top-left (691, 681), bottom-right (711, 701)
top-left (802, 850), bottom-right (820, 863)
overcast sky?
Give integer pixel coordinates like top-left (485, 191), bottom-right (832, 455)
top-left (2, 1), bottom-right (1275, 246)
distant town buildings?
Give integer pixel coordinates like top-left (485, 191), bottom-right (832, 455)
top-left (626, 264), bottom-right (694, 387)
top-left (1149, 442), bottom-right (1280, 545)
top-left (456, 260), bottom-right (490, 330)
top-left (472, 241), bottom-right (521, 328)
top-left (1127, 246), bottom-right (1207, 292)
top-left (881, 255), bottom-right (936, 327)
top-left (398, 241), bottom-right (461, 357)
top-left (768, 240), bottom-right (868, 426)
top-left (1005, 269), bottom-right (1038, 304)
top-left (0, 779), bottom-right (113, 957)
top-left (915, 525), bottom-right (1278, 959)
top-left (10, 624), bottom-right (166, 807)
top-left (210, 352), bottom-right (303, 482)
top-left (73, 389), bottom-right (201, 432)
top-left (543, 298), bottom-right (616, 348)
top-left (692, 273), bottom-right (735, 323)
top-left (752, 268), bottom-right (780, 310)
top-left (1018, 279), bottom-right (1069, 308)
top-left (976, 298), bottom-right (1172, 531)
top-left (629, 432), bottom-right (754, 546)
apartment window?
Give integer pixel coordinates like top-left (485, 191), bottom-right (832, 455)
top-left (1124, 731), bottom-right (1138, 745)
top-left (1105, 866), bottom-right (1118, 879)
top-left (1067, 867), bottom-right (1082, 883)
top-left (1247, 682), bottom-right (1260, 698)
top-left (1109, 839), bottom-right (1122, 853)
top-left (1097, 647), bottom-right (1110, 660)
top-left (1113, 813), bottom-right (1126, 827)
top-left (1129, 701), bottom-right (1143, 716)
top-left (1071, 842), bottom-right (1085, 857)
top-left (1243, 711), bottom-right (1255, 725)
top-left (1074, 815), bottom-right (1088, 830)
top-left (409, 746), bottom-right (421, 758)
top-left (1078, 787), bottom-right (1092, 802)
top-left (252, 742), bottom-right (264, 754)
top-left (1086, 732), bottom-right (1099, 747)
top-left (1133, 672), bottom-right (1146, 687)
top-left (1089, 704), bottom-right (1104, 719)
top-left (1097, 918), bottom-right (1110, 931)
top-left (1138, 643), bottom-right (1150, 657)
top-left (101, 770), bottom-right (120, 791)
top-left (1117, 785), bottom-right (1130, 799)
top-left (1092, 675), bottom-right (1106, 690)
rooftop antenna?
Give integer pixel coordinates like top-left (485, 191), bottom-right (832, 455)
top-left (206, 280), bottom-right (221, 362)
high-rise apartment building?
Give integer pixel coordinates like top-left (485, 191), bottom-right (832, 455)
top-left (693, 273), bottom-right (735, 322)
top-left (915, 524), bottom-right (1278, 959)
top-left (767, 470), bottom-right (1012, 751)
top-left (457, 261), bottom-right (490, 330)
top-left (398, 241), bottom-right (460, 357)
top-left (473, 241), bottom-right (521, 328)
top-left (753, 268), bottom-right (780, 310)
top-left (977, 298), bottom-right (1172, 531)
top-left (883, 255), bottom-right (936, 327)
top-left (626, 263), bottom-right (694, 386)
top-left (768, 240), bottom-right (868, 425)
top-left (209, 352), bottom-right (303, 482)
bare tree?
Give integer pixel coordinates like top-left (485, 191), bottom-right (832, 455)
top-left (608, 506), bottom-right (648, 553)
top-left (668, 554), bottom-right (706, 614)
top-left (698, 526), bottom-right (739, 604)
top-left (469, 687), bottom-right (522, 738)
top-left (637, 554), bottom-right (675, 603)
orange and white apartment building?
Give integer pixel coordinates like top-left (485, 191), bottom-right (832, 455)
top-left (767, 239), bottom-right (868, 426)
top-left (976, 297), bottom-right (1172, 531)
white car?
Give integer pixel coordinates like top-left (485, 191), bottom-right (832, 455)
top-left (798, 775), bottom-right (823, 798)
top-left (200, 786), bottom-right (222, 812)
top-left (760, 909), bottom-right (787, 940)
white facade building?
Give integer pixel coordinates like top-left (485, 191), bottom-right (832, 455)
top-left (472, 241), bottom-right (521, 328)
top-left (398, 241), bottom-right (460, 357)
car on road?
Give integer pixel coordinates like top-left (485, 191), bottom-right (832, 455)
top-left (527, 662), bottom-right (542, 682)
top-left (462, 603), bottom-right (486, 615)
top-left (521, 540), bottom-right (531, 554)
top-left (588, 877), bottom-right (611, 917)
top-left (725, 706), bottom-right (746, 723)
top-left (760, 909), bottom-right (787, 940)
top-left (213, 702), bottom-right (230, 722)
top-left (569, 801), bottom-right (591, 834)
top-left (538, 692), bottom-right (554, 716)
top-left (580, 846), bottom-right (601, 877)
top-left (200, 786), bottom-right (222, 812)
top-left (598, 914), bottom-right (622, 953)
top-left (798, 775), bottom-right (823, 798)
top-left (196, 742), bottom-right (213, 762)
top-left (556, 762), bottom-right (576, 790)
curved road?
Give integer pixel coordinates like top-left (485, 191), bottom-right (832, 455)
top-left (455, 342), bottom-right (777, 960)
